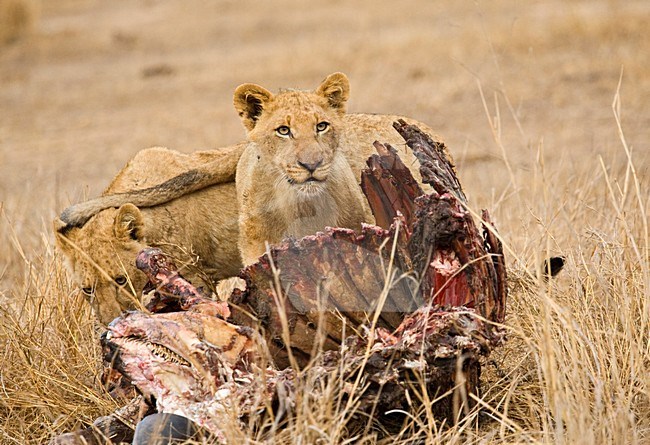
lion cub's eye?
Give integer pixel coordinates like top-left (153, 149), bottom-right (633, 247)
top-left (81, 287), bottom-right (94, 297)
top-left (115, 276), bottom-right (127, 286)
top-left (275, 125), bottom-right (291, 137)
top-left (316, 121), bottom-right (330, 133)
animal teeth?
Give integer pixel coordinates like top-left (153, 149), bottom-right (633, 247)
top-left (146, 341), bottom-right (191, 367)
top-left (113, 335), bottom-right (192, 367)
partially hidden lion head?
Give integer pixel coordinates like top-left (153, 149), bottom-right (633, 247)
top-left (54, 203), bottom-right (148, 324)
top-left (233, 72), bottom-right (350, 196)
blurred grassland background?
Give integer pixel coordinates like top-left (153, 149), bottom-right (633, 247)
top-left (0, 0), bottom-right (648, 443)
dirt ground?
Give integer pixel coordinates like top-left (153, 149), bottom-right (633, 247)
top-left (0, 0), bottom-right (649, 442)
top-left (1, 0), bottom-right (648, 242)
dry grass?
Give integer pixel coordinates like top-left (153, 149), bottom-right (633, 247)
top-left (1, 1), bottom-right (649, 443)
top-left (0, 242), bottom-right (116, 443)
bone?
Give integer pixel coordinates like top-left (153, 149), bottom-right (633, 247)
top-left (82, 122), bottom-right (508, 440)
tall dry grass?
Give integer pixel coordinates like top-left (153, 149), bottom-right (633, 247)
top-left (0, 85), bottom-right (648, 444)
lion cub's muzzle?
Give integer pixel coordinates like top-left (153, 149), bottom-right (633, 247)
top-left (285, 159), bottom-right (329, 186)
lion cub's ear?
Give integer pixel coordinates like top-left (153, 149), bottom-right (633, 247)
top-left (234, 83), bottom-right (274, 131)
top-left (53, 217), bottom-right (76, 256)
top-left (316, 72), bottom-right (350, 113)
top-left (113, 204), bottom-right (144, 241)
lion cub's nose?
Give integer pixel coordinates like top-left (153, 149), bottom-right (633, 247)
top-left (297, 159), bottom-right (323, 174)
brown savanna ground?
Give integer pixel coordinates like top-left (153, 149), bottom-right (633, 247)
top-left (1, 0), bottom-right (649, 443)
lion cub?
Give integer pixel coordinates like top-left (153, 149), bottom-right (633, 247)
top-left (233, 72), bottom-right (442, 264)
top-left (57, 72), bottom-right (448, 287)
top-left (55, 146), bottom-right (241, 324)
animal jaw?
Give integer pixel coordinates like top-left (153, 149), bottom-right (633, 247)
top-left (104, 332), bottom-right (202, 403)
top-left (104, 312), bottom-right (224, 401)
top-left (103, 312), bottom-right (253, 402)
top-left (102, 310), bottom-right (292, 439)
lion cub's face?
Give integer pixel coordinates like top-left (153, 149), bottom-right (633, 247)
top-left (234, 73), bottom-right (350, 196)
top-left (54, 204), bottom-right (148, 324)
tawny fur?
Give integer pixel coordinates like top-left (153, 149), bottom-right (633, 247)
top-left (233, 73), bottom-right (445, 264)
top-left (55, 147), bottom-right (241, 324)
top-left (56, 73), bottom-right (450, 321)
